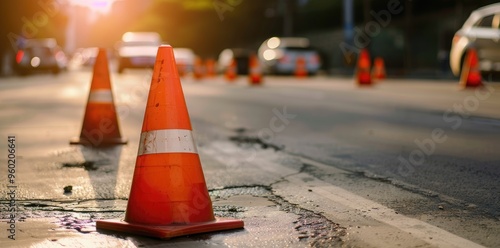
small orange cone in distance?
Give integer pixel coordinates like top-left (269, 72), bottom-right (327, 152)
top-left (205, 58), bottom-right (216, 77)
top-left (294, 56), bottom-right (308, 78)
top-left (96, 45), bottom-right (244, 239)
top-left (356, 49), bottom-right (372, 86)
top-left (248, 54), bottom-right (262, 85)
top-left (177, 61), bottom-right (186, 77)
top-left (70, 48), bottom-right (127, 146)
top-left (225, 58), bottom-right (237, 82)
top-left (460, 48), bottom-right (483, 88)
top-left (372, 57), bottom-right (386, 80)
top-left (193, 57), bottom-right (205, 80)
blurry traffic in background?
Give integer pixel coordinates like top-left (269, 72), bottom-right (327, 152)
top-left (450, 3), bottom-right (500, 77)
top-left (14, 38), bottom-right (67, 75)
top-left (0, 0), bottom-right (499, 79)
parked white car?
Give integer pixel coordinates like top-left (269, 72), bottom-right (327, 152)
top-left (450, 3), bottom-right (500, 76)
top-left (117, 32), bottom-right (162, 73)
top-left (173, 48), bottom-right (196, 73)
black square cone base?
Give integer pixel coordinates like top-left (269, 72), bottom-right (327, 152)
top-left (96, 217), bottom-right (244, 239)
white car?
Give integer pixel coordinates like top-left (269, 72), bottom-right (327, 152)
top-left (450, 3), bottom-right (500, 76)
top-left (173, 48), bottom-right (196, 73)
top-left (117, 32), bottom-right (162, 73)
top-left (258, 37), bottom-right (321, 75)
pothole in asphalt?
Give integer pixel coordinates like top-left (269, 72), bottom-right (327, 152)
top-left (229, 128), bottom-right (284, 151)
top-left (61, 161), bottom-right (97, 171)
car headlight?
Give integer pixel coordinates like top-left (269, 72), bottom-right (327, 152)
top-left (263, 49), bottom-right (277, 61)
top-left (31, 57), bottom-right (41, 67)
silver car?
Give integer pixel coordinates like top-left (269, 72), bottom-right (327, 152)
top-left (117, 32), bottom-right (162, 73)
top-left (450, 3), bottom-right (500, 76)
top-left (258, 37), bottom-right (321, 75)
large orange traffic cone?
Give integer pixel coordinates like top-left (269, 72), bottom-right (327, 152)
top-left (294, 56), bottom-right (308, 78)
top-left (356, 49), bottom-right (372, 86)
top-left (460, 48), bottom-right (483, 88)
top-left (248, 54), bottom-right (262, 85)
top-left (70, 48), bottom-right (127, 146)
top-left (225, 58), bottom-right (237, 82)
top-left (372, 57), bottom-right (386, 80)
top-left (96, 45), bottom-right (244, 239)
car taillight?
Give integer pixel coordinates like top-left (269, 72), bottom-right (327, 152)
top-left (16, 50), bottom-right (24, 64)
top-left (452, 35), bottom-right (461, 44)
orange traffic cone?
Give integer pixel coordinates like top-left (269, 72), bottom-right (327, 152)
top-left (193, 57), bottom-right (205, 80)
top-left (96, 45), bottom-right (244, 239)
top-left (460, 48), bottom-right (483, 88)
top-left (248, 54), bottom-right (262, 85)
top-left (205, 58), bottom-right (216, 77)
top-left (225, 58), bottom-right (237, 82)
top-left (356, 49), bottom-right (372, 86)
top-left (70, 48), bottom-right (127, 146)
top-left (372, 57), bottom-right (386, 80)
top-left (294, 56), bottom-right (308, 78)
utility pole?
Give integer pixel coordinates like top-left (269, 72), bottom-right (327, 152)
top-left (342, 0), bottom-right (354, 65)
top-left (343, 0), bottom-right (354, 45)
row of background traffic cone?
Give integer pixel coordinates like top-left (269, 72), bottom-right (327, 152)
top-left (354, 48), bottom-right (481, 88)
top-left (188, 55), bottom-right (263, 84)
top-left (186, 54), bottom-right (316, 82)
top-left (355, 49), bottom-right (386, 87)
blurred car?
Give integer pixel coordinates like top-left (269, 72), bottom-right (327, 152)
top-left (258, 37), bottom-right (321, 75)
top-left (217, 48), bottom-right (251, 74)
top-left (14, 38), bottom-right (67, 75)
top-left (450, 3), bottom-right (500, 76)
top-left (117, 32), bottom-right (162, 73)
top-left (173, 48), bottom-right (195, 73)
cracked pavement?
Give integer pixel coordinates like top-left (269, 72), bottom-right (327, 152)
top-left (1, 72), bottom-right (499, 247)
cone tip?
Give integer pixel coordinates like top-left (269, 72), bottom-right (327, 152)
top-left (159, 44), bottom-right (172, 49)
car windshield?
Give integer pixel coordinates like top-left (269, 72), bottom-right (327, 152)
top-left (475, 14), bottom-right (495, 28)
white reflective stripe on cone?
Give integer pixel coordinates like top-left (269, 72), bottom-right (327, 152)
top-left (88, 89), bottom-right (113, 103)
top-left (138, 129), bottom-right (198, 156)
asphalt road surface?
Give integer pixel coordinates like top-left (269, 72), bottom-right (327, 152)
top-left (1, 68), bottom-right (499, 247)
